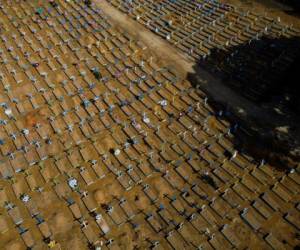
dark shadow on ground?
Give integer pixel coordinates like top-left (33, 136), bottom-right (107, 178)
top-left (277, 0), bottom-right (300, 10)
top-left (188, 35), bottom-right (300, 170)
top-left (275, 0), bottom-right (300, 17)
top-left (260, 0), bottom-right (300, 11)
top-left (238, 0), bottom-right (300, 15)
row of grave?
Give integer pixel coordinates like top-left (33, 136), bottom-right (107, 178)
top-left (108, 0), bottom-right (299, 57)
top-left (106, 0), bottom-right (300, 102)
top-left (0, 0), bottom-right (299, 249)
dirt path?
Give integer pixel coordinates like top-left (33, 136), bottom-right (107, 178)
top-left (95, 0), bottom-right (194, 79)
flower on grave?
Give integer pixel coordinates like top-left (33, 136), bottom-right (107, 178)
top-left (114, 149), bottom-right (121, 156)
top-left (159, 100), bottom-right (168, 107)
top-left (22, 128), bottom-right (30, 135)
top-left (95, 214), bottom-right (102, 220)
top-left (20, 193), bottom-right (31, 203)
top-left (143, 116), bottom-right (150, 124)
top-left (68, 178), bottom-right (78, 189)
top-left (48, 240), bottom-right (57, 248)
top-left (0, 119), bottom-right (8, 125)
top-left (82, 99), bottom-right (91, 108)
